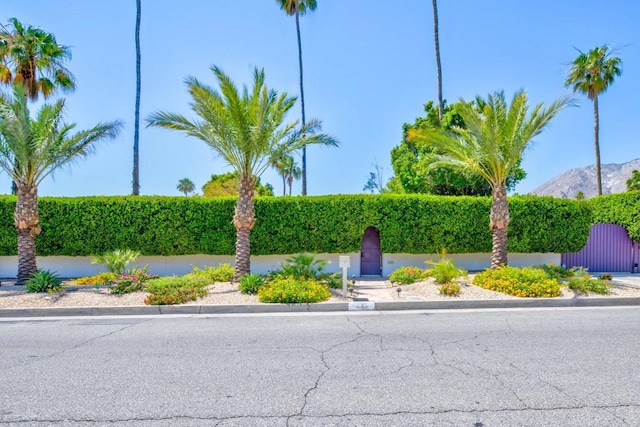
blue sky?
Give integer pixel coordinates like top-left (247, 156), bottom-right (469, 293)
top-left (0, 0), bottom-right (638, 197)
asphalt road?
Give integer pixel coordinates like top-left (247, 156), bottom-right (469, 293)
top-left (1, 308), bottom-right (640, 426)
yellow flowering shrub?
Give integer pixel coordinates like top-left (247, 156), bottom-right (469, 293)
top-left (258, 276), bottom-right (331, 303)
top-left (473, 266), bottom-right (561, 298)
top-left (72, 272), bottom-right (117, 286)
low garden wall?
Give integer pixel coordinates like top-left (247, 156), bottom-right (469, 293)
top-left (0, 252), bottom-right (559, 279)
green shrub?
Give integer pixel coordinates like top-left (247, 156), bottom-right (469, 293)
top-left (532, 264), bottom-right (573, 280)
top-left (110, 269), bottom-right (157, 295)
top-left (25, 269), bottom-right (62, 293)
top-left (439, 282), bottom-right (461, 296)
top-left (91, 249), bottom-right (140, 275)
top-left (275, 253), bottom-right (328, 279)
top-left (320, 272), bottom-right (342, 289)
top-left (425, 251), bottom-right (466, 284)
top-left (238, 273), bottom-right (265, 294)
top-left (567, 276), bottom-right (611, 295)
top-left (564, 268), bottom-right (611, 295)
top-left (0, 195), bottom-right (591, 256)
top-left (72, 272), bottom-right (117, 286)
top-left (258, 277), bottom-right (331, 303)
top-left (473, 266), bottom-right (561, 298)
top-left (191, 263), bottom-right (235, 282)
top-left (144, 274), bottom-right (210, 305)
top-left (389, 266), bottom-right (425, 285)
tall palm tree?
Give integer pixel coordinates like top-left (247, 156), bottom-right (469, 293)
top-left (431, 0), bottom-right (443, 123)
top-left (410, 90), bottom-right (570, 268)
top-left (147, 65), bottom-right (337, 279)
top-left (277, 0), bottom-right (317, 196)
top-left (0, 18), bottom-right (76, 195)
top-left (132, 0), bottom-right (142, 195)
top-left (0, 18), bottom-right (75, 100)
top-left (0, 84), bottom-right (121, 284)
top-left (177, 178), bottom-right (195, 196)
top-left (283, 155), bottom-right (302, 195)
top-left (565, 46), bottom-right (622, 196)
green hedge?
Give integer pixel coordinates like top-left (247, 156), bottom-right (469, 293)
top-left (588, 191), bottom-right (640, 241)
top-left (0, 194), bottom-right (591, 256)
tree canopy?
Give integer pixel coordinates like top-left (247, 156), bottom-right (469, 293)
top-left (389, 100), bottom-right (526, 196)
top-left (202, 172), bottom-right (274, 197)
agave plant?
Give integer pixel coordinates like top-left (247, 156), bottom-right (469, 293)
top-left (25, 269), bottom-right (62, 293)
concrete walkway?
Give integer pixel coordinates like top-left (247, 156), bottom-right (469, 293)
top-left (351, 277), bottom-right (394, 302)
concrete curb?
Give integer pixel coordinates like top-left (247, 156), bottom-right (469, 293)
top-left (2, 297), bottom-right (640, 317)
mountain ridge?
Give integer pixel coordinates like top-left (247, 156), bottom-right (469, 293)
top-left (530, 158), bottom-right (640, 199)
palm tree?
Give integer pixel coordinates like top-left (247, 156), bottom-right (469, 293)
top-left (283, 155), bottom-right (302, 195)
top-left (147, 65), bottom-right (337, 279)
top-left (410, 90), bottom-right (570, 268)
top-left (431, 0), bottom-right (443, 123)
top-left (0, 84), bottom-right (121, 284)
top-left (565, 46), bottom-right (622, 196)
top-left (0, 18), bottom-right (76, 195)
top-left (270, 154), bottom-right (289, 196)
top-left (0, 18), bottom-right (76, 100)
top-left (177, 178), bottom-right (195, 196)
top-left (277, 0), bottom-right (317, 196)
top-left (132, 0), bottom-right (142, 195)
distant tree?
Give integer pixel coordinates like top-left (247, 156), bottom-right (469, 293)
top-left (283, 156), bottom-right (301, 195)
top-left (147, 66), bottom-right (337, 278)
top-left (0, 85), bottom-right (121, 284)
top-left (575, 191), bottom-right (585, 200)
top-left (409, 90), bottom-right (570, 268)
top-left (627, 170), bottom-right (640, 191)
top-left (132, 0), bottom-right (142, 195)
top-left (177, 178), bottom-right (195, 196)
top-left (389, 100), bottom-right (526, 196)
top-left (565, 46), bottom-right (622, 196)
top-left (363, 161), bottom-right (384, 194)
top-left (202, 172), bottom-right (274, 197)
top-left (276, 0), bottom-right (318, 196)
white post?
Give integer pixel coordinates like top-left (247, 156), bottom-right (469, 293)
top-left (338, 256), bottom-right (351, 297)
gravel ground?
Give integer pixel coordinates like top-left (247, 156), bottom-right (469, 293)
top-left (1, 276), bottom-right (639, 308)
top-left (0, 281), bottom-right (349, 308)
top-left (388, 275), bottom-right (640, 301)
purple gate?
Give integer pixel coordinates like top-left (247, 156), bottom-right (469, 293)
top-left (561, 223), bottom-right (637, 273)
top-left (361, 227), bottom-right (381, 276)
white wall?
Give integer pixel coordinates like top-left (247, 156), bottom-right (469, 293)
top-left (0, 252), bottom-right (560, 279)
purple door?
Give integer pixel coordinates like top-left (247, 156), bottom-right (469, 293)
top-left (562, 223), bottom-right (635, 272)
top-left (361, 227), bottom-right (381, 276)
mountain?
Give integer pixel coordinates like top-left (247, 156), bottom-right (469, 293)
top-left (530, 158), bottom-right (640, 199)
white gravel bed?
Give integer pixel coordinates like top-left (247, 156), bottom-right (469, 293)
top-left (0, 281), bottom-right (349, 309)
top-left (388, 276), bottom-right (640, 301)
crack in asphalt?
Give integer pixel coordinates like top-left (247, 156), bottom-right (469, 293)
top-left (4, 403), bottom-right (639, 425)
top-left (283, 402), bottom-right (640, 424)
top-left (42, 319), bottom-right (152, 360)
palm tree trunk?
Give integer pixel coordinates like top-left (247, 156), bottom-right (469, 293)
top-left (233, 175), bottom-right (256, 280)
top-left (295, 10), bottom-right (308, 196)
top-left (288, 176), bottom-right (293, 196)
top-left (282, 174), bottom-right (286, 196)
top-left (432, 0), bottom-right (443, 123)
top-left (15, 184), bottom-right (41, 284)
top-left (132, 0), bottom-right (142, 195)
top-left (593, 95), bottom-right (602, 196)
top-left (489, 184), bottom-right (509, 268)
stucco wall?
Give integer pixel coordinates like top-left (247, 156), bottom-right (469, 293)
top-left (0, 252), bottom-right (559, 279)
